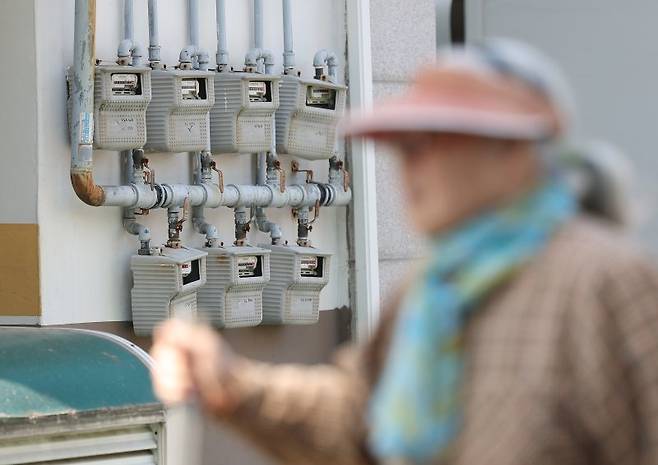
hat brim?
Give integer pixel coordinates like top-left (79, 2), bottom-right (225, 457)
top-left (340, 103), bottom-right (552, 141)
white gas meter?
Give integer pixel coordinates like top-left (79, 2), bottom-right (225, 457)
top-left (130, 246), bottom-right (207, 335)
top-left (275, 75), bottom-right (347, 160)
top-left (144, 69), bottom-right (216, 152)
top-left (68, 65), bottom-right (152, 150)
top-left (197, 245), bottom-right (271, 328)
top-left (210, 72), bottom-right (281, 154)
top-left (261, 244), bottom-right (331, 325)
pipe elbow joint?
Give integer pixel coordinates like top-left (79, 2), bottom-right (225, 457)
top-left (244, 48), bottom-right (261, 68)
top-left (179, 46), bottom-right (195, 65)
top-left (313, 49), bottom-right (338, 81)
top-left (118, 39), bottom-right (133, 59)
top-left (124, 218), bottom-right (151, 242)
top-left (313, 49), bottom-right (337, 67)
top-left (245, 48), bottom-right (275, 73)
top-left (71, 170), bottom-right (106, 207)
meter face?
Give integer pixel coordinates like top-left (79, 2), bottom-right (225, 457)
top-left (300, 255), bottom-right (323, 278)
top-left (111, 73), bottom-right (141, 96)
top-left (237, 255), bottom-right (262, 278)
top-left (248, 81), bottom-right (272, 103)
top-left (182, 259), bottom-right (201, 285)
top-left (181, 78), bottom-right (207, 100)
top-left (306, 86), bottom-right (336, 110)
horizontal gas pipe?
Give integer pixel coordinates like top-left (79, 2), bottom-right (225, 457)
top-left (111, 182), bottom-right (352, 209)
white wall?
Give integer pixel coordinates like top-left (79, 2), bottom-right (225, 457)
top-left (35, 0), bottom-right (348, 324)
top-left (0, 0), bottom-right (38, 224)
top-left (466, 0), bottom-right (658, 255)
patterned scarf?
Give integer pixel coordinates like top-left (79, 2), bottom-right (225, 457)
top-left (368, 180), bottom-right (576, 465)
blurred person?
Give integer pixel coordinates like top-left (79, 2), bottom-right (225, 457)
top-left (151, 40), bottom-right (658, 465)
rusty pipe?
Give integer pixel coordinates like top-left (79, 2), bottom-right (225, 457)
top-left (70, 0), bottom-right (106, 206)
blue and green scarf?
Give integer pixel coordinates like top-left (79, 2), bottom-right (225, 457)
top-left (368, 180), bottom-right (576, 465)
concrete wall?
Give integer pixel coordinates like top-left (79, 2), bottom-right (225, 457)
top-left (369, 0), bottom-right (436, 300)
top-left (465, 0), bottom-right (658, 254)
top-left (33, 0), bottom-right (349, 324)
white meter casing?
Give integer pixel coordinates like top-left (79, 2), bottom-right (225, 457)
top-left (67, 65), bottom-right (152, 150)
top-left (197, 246), bottom-right (271, 328)
top-left (261, 244), bottom-right (331, 325)
top-left (130, 246), bottom-right (207, 335)
top-left (276, 75), bottom-right (347, 160)
top-left (210, 72), bottom-right (281, 154)
top-left (144, 69), bottom-right (216, 153)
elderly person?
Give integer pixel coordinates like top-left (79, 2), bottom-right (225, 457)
top-left (151, 40), bottom-right (658, 465)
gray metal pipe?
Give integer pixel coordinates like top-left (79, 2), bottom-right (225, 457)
top-left (215, 0), bottom-right (229, 69)
top-left (254, 0), bottom-right (263, 49)
top-left (180, 0), bottom-right (210, 70)
top-left (255, 208), bottom-right (283, 245)
top-left (124, 0), bottom-right (134, 42)
top-left (123, 149), bottom-right (152, 253)
top-left (192, 152), bottom-right (221, 247)
top-left (282, 0), bottom-right (295, 70)
top-left (189, 0), bottom-right (200, 47)
top-left (117, 0), bottom-right (144, 66)
top-left (247, 0), bottom-right (275, 73)
top-left (253, 152), bottom-right (283, 244)
top-left (147, 0), bottom-right (162, 64)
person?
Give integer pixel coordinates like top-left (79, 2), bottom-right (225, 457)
top-left (151, 39), bottom-right (658, 465)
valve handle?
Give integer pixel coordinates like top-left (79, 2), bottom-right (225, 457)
top-left (211, 160), bottom-right (224, 193)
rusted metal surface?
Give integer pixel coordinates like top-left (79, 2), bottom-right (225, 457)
top-left (71, 171), bottom-right (106, 206)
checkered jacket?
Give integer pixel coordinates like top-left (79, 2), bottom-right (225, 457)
top-left (221, 217), bottom-right (658, 465)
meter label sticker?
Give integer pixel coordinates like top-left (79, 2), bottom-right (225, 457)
top-left (291, 121), bottom-right (329, 149)
top-left (292, 295), bottom-right (315, 313)
top-left (171, 298), bottom-right (196, 320)
top-left (233, 296), bottom-right (257, 315)
top-left (180, 261), bottom-right (192, 277)
top-left (238, 121), bottom-right (268, 143)
top-left (107, 116), bottom-right (138, 138)
top-left (79, 112), bottom-right (94, 144)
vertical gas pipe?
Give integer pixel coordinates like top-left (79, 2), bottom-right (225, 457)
top-left (282, 0), bottom-right (295, 72)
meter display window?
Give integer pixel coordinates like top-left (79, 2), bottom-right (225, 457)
top-left (237, 255), bottom-right (263, 278)
top-left (111, 73), bottom-right (142, 96)
top-left (305, 86), bottom-right (336, 110)
top-left (181, 78), bottom-right (207, 100)
top-left (182, 259), bottom-right (201, 285)
top-left (300, 256), bottom-right (324, 278)
top-left (248, 81), bottom-right (272, 103)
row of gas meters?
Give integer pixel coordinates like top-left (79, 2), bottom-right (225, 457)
top-left (131, 243), bottom-right (330, 335)
top-left (81, 64), bottom-right (346, 159)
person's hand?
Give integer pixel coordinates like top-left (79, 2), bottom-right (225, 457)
top-left (150, 320), bottom-right (241, 414)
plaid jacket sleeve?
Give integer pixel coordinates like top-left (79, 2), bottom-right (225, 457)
top-left (560, 244), bottom-right (658, 465)
top-left (218, 344), bottom-right (374, 465)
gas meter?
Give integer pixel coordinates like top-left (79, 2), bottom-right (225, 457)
top-left (130, 246), bottom-right (207, 335)
top-left (144, 69), bottom-right (216, 153)
top-left (261, 244), bottom-right (331, 325)
top-left (197, 245), bottom-right (271, 328)
top-left (275, 75), bottom-right (347, 160)
top-left (210, 72), bottom-right (281, 154)
top-left (67, 65), bottom-right (151, 150)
